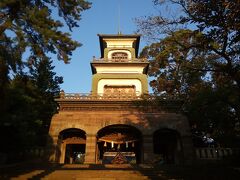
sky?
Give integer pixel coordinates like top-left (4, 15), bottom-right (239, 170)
top-left (53, 0), bottom-right (159, 93)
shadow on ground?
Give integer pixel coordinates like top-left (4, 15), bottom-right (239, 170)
top-left (0, 160), bottom-right (61, 180)
top-left (1, 161), bottom-right (240, 180)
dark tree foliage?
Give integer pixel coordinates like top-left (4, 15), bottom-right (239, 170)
top-left (140, 29), bottom-right (209, 96)
top-left (137, 0), bottom-right (240, 88)
top-left (0, 0), bottom-right (91, 89)
top-left (29, 57), bottom-right (63, 144)
top-left (0, 0), bottom-right (90, 162)
top-left (137, 0), bottom-right (240, 147)
top-left (29, 57), bottom-right (63, 95)
top-left (0, 59), bottom-right (63, 162)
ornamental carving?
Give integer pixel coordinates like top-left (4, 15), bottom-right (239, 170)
top-left (103, 86), bottom-right (136, 96)
top-left (111, 52), bottom-right (128, 60)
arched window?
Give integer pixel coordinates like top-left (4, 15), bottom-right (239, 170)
top-left (111, 52), bottom-right (128, 61)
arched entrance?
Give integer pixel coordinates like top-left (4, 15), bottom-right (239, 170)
top-left (97, 125), bottom-right (142, 164)
top-left (153, 129), bottom-right (182, 164)
top-left (58, 128), bottom-right (86, 164)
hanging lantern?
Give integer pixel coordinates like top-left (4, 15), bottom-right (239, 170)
top-left (111, 141), bottom-right (114, 148)
top-left (117, 144), bottom-right (120, 149)
top-left (104, 141), bottom-right (107, 147)
top-left (126, 142), bottom-right (128, 148)
top-left (132, 142), bottom-right (135, 147)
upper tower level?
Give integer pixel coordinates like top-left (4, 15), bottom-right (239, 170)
top-left (91, 34), bottom-right (149, 97)
top-left (98, 34), bottom-right (140, 60)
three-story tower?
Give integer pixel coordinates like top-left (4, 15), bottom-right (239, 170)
top-left (48, 33), bottom-right (193, 165)
top-left (91, 34), bottom-right (149, 97)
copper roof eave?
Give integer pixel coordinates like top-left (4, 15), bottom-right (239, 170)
top-left (143, 63), bottom-right (149, 74)
top-left (90, 63), bottom-right (96, 74)
top-left (97, 34), bottom-right (141, 58)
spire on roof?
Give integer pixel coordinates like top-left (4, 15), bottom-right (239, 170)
top-left (117, 0), bottom-right (122, 35)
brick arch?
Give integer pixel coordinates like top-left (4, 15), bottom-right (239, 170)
top-left (151, 126), bottom-right (181, 136)
top-left (56, 125), bottom-right (88, 137)
top-left (97, 123), bottom-right (143, 134)
top-left (152, 128), bottom-right (183, 164)
top-left (152, 128), bottom-right (181, 137)
top-left (96, 124), bottom-right (143, 163)
top-left (59, 128), bottom-right (86, 135)
top-left (57, 128), bottom-right (87, 164)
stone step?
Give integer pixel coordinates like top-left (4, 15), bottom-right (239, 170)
top-left (9, 166), bottom-right (165, 180)
top-left (41, 176), bottom-right (149, 179)
top-left (10, 169), bottom-right (160, 180)
top-left (11, 170), bottom-right (45, 180)
top-left (40, 170), bottom-right (150, 180)
top-left (9, 169), bottom-right (162, 180)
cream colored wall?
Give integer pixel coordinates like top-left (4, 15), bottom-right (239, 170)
top-left (104, 38), bottom-right (135, 48)
top-left (95, 37), bottom-right (144, 96)
top-left (95, 66), bottom-right (145, 74)
top-left (98, 79), bottom-right (142, 96)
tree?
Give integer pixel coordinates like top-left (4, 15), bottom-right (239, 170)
top-left (29, 57), bottom-right (63, 145)
top-left (140, 29), bottom-right (209, 96)
top-left (137, 0), bottom-right (239, 87)
top-left (29, 57), bottom-right (63, 96)
top-left (136, 0), bottom-right (240, 146)
top-left (186, 84), bottom-right (240, 147)
top-left (136, 0), bottom-right (239, 90)
top-left (0, 58), bottom-right (63, 162)
top-left (0, 0), bottom-right (91, 129)
top-left (0, 0), bottom-right (91, 162)
top-left (0, 74), bottom-right (41, 158)
top-left (0, 0), bottom-right (91, 89)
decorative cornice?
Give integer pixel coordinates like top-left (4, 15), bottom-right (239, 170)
top-left (90, 58), bottom-right (149, 75)
top-left (55, 95), bottom-right (183, 113)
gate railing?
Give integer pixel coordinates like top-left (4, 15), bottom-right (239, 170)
top-left (59, 92), bottom-right (142, 100)
top-left (195, 148), bottom-right (240, 159)
top-left (58, 91), bottom-right (182, 101)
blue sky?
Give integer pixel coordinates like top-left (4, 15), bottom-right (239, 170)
top-left (53, 0), bottom-right (158, 93)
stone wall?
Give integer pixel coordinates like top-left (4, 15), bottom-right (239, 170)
top-left (48, 100), bottom-right (193, 164)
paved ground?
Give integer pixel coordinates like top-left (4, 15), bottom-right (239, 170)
top-left (0, 161), bottom-right (240, 180)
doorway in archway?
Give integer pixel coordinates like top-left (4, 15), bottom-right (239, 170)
top-left (59, 128), bottom-right (86, 164)
top-left (153, 129), bottom-right (182, 164)
top-left (97, 125), bottom-right (142, 164)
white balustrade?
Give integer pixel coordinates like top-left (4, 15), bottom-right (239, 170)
top-left (195, 148), bottom-right (239, 160)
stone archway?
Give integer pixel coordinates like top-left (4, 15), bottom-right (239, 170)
top-left (96, 124), bottom-right (142, 164)
top-left (153, 128), bottom-right (183, 164)
top-left (58, 128), bottom-right (86, 164)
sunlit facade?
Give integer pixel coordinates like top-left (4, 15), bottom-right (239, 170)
top-left (48, 34), bottom-right (193, 164)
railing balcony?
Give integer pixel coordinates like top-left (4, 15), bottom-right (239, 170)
top-left (91, 57), bottom-right (148, 63)
top-left (59, 92), bottom-right (143, 101)
top-left (57, 92), bottom-right (184, 112)
top-left (58, 91), bottom-right (181, 101)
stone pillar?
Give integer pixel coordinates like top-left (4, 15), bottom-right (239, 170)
top-left (84, 134), bottom-right (97, 164)
top-left (60, 142), bottom-right (66, 164)
top-left (181, 135), bottom-right (194, 165)
top-left (47, 135), bottom-right (59, 162)
top-left (142, 135), bottom-right (154, 163)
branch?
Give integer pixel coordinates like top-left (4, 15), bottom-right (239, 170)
top-left (188, 67), bottom-right (219, 72)
top-left (0, 19), bottom-right (12, 35)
